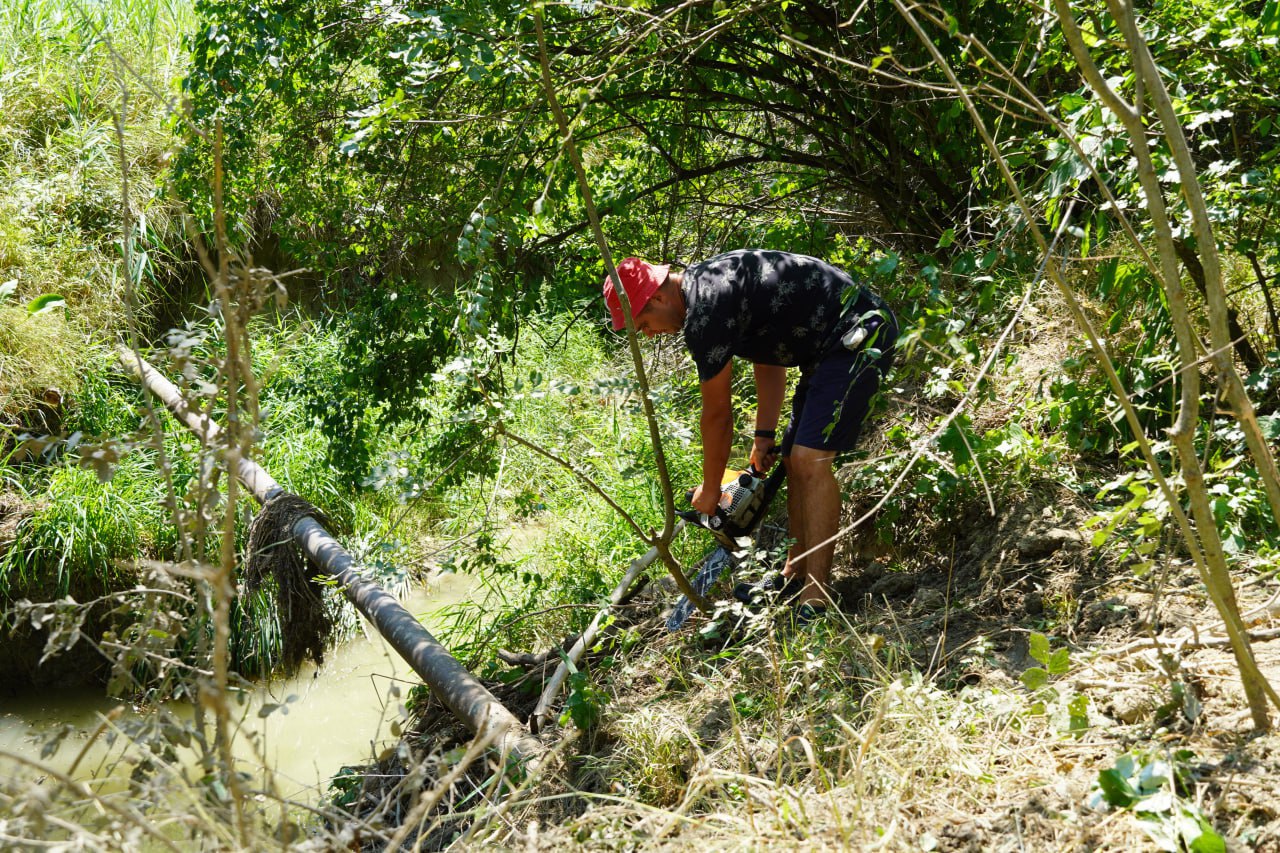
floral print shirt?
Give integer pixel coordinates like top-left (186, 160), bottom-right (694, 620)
top-left (681, 249), bottom-right (864, 382)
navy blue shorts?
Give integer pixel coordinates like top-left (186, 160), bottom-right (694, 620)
top-left (780, 300), bottom-right (897, 456)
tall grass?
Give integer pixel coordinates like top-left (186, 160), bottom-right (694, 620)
top-left (1, 342), bottom-right (180, 599)
top-left (0, 304), bottom-right (78, 416)
top-left (0, 315), bottom-right (402, 675)
top-left (0, 455), bottom-right (170, 598)
top-left (0, 0), bottom-right (192, 422)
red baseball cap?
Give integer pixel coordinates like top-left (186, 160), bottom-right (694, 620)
top-left (603, 257), bottom-right (670, 331)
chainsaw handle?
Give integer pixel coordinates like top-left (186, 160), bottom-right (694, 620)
top-left (678, 505), bottom-right (729, 530)
top-left (683, 482), bottom-right (727, 515)
top-left (684, 464), bottom-right (763, 515)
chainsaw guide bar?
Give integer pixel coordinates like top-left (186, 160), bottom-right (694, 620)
top-left (666, 463), bottom-right (786, 631)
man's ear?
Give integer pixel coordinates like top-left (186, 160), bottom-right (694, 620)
top-left (652, 277), bottom-right (675, 305)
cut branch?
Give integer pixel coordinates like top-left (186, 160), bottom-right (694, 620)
top-left (528, 525), bottom-right (680, 734)
top-left (533, 7), bottom-right (708, 616)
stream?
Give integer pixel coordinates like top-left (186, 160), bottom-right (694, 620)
top-left (0, 572), bottom-right (476, 804)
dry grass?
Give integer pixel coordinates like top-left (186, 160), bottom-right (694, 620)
top-left (11, 551), bottom-right (1279, 852)
top-left (451, 554), bottom-right (1280, 852)
top-left (0, 304), bottom-right (77, 421)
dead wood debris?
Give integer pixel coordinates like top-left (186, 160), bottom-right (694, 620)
top-left (497, 577), bottom-right (652, 673)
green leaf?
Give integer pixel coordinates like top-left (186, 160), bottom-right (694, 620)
top-left (1187, 822), bottom-right (1226, 853)
top-left (873, 253), bottom-right (899, 278)
top-left (1029, 632), bottom-right (1051, 665)
top-left (28, 294), bottom-right (66, 315)
top-left (1097, 768), bottom-right (1138, 808)
top-left (1048, 647), bottom-right (1070, 675)
top-left (1059, 93), bottom-right (1089, 114)
top-left (937, 417), bottom-right (975, 467)
top-left (1020, 666), bottom-right (1049, 690)
top-left (1137, 758), bottom-right (1171, 795)
top-left (560, 670), bottom-right (606, 729)
top-left (1068, 694), bottom-right (1089, 735)
top-left (1263, 0), bottom-right (1280, 36)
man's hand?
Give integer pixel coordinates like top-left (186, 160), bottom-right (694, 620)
top-left (750, 437), bottom-right (779, 473)
top-left (691, 482), bottom-right (724, 517)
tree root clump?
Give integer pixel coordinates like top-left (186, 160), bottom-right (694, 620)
top-left (244, 492), bottom-right (333, 671)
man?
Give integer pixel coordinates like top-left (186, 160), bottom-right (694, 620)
top-left (603, 249), bottom-right (897, 621)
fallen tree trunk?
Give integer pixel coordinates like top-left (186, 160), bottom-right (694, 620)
top-left (117, 347), bottom-right (544, 765)
top-left (529, 526), bottom-right (681, 733)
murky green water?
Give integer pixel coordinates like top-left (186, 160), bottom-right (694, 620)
top-left (0, 572), bottom-right (476, 803)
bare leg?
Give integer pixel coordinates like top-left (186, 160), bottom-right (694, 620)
top-left (782, 454), bottom-right (805, 582)
top-left (784, 445), bottom-right (839, 607)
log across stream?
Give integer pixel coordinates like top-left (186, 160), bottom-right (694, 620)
top-left (116, 348), bottom-right (544, 765)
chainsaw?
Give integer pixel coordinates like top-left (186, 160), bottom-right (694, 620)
top-left (666, 462), bottom-right (786, 630)
top-left (680, 463), bottom-right (786, 549)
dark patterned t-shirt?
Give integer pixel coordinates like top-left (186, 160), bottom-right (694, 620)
top-left (681, 249), bottom-right (863, 382)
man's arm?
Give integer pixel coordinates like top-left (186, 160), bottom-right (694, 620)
top-left (691, 361), bottom-right (733, 516)
top-left (752, 363), bottom-right (786, 472)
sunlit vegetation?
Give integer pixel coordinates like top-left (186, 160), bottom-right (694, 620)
top-left (3, 0), bottom-right (1280, 849)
